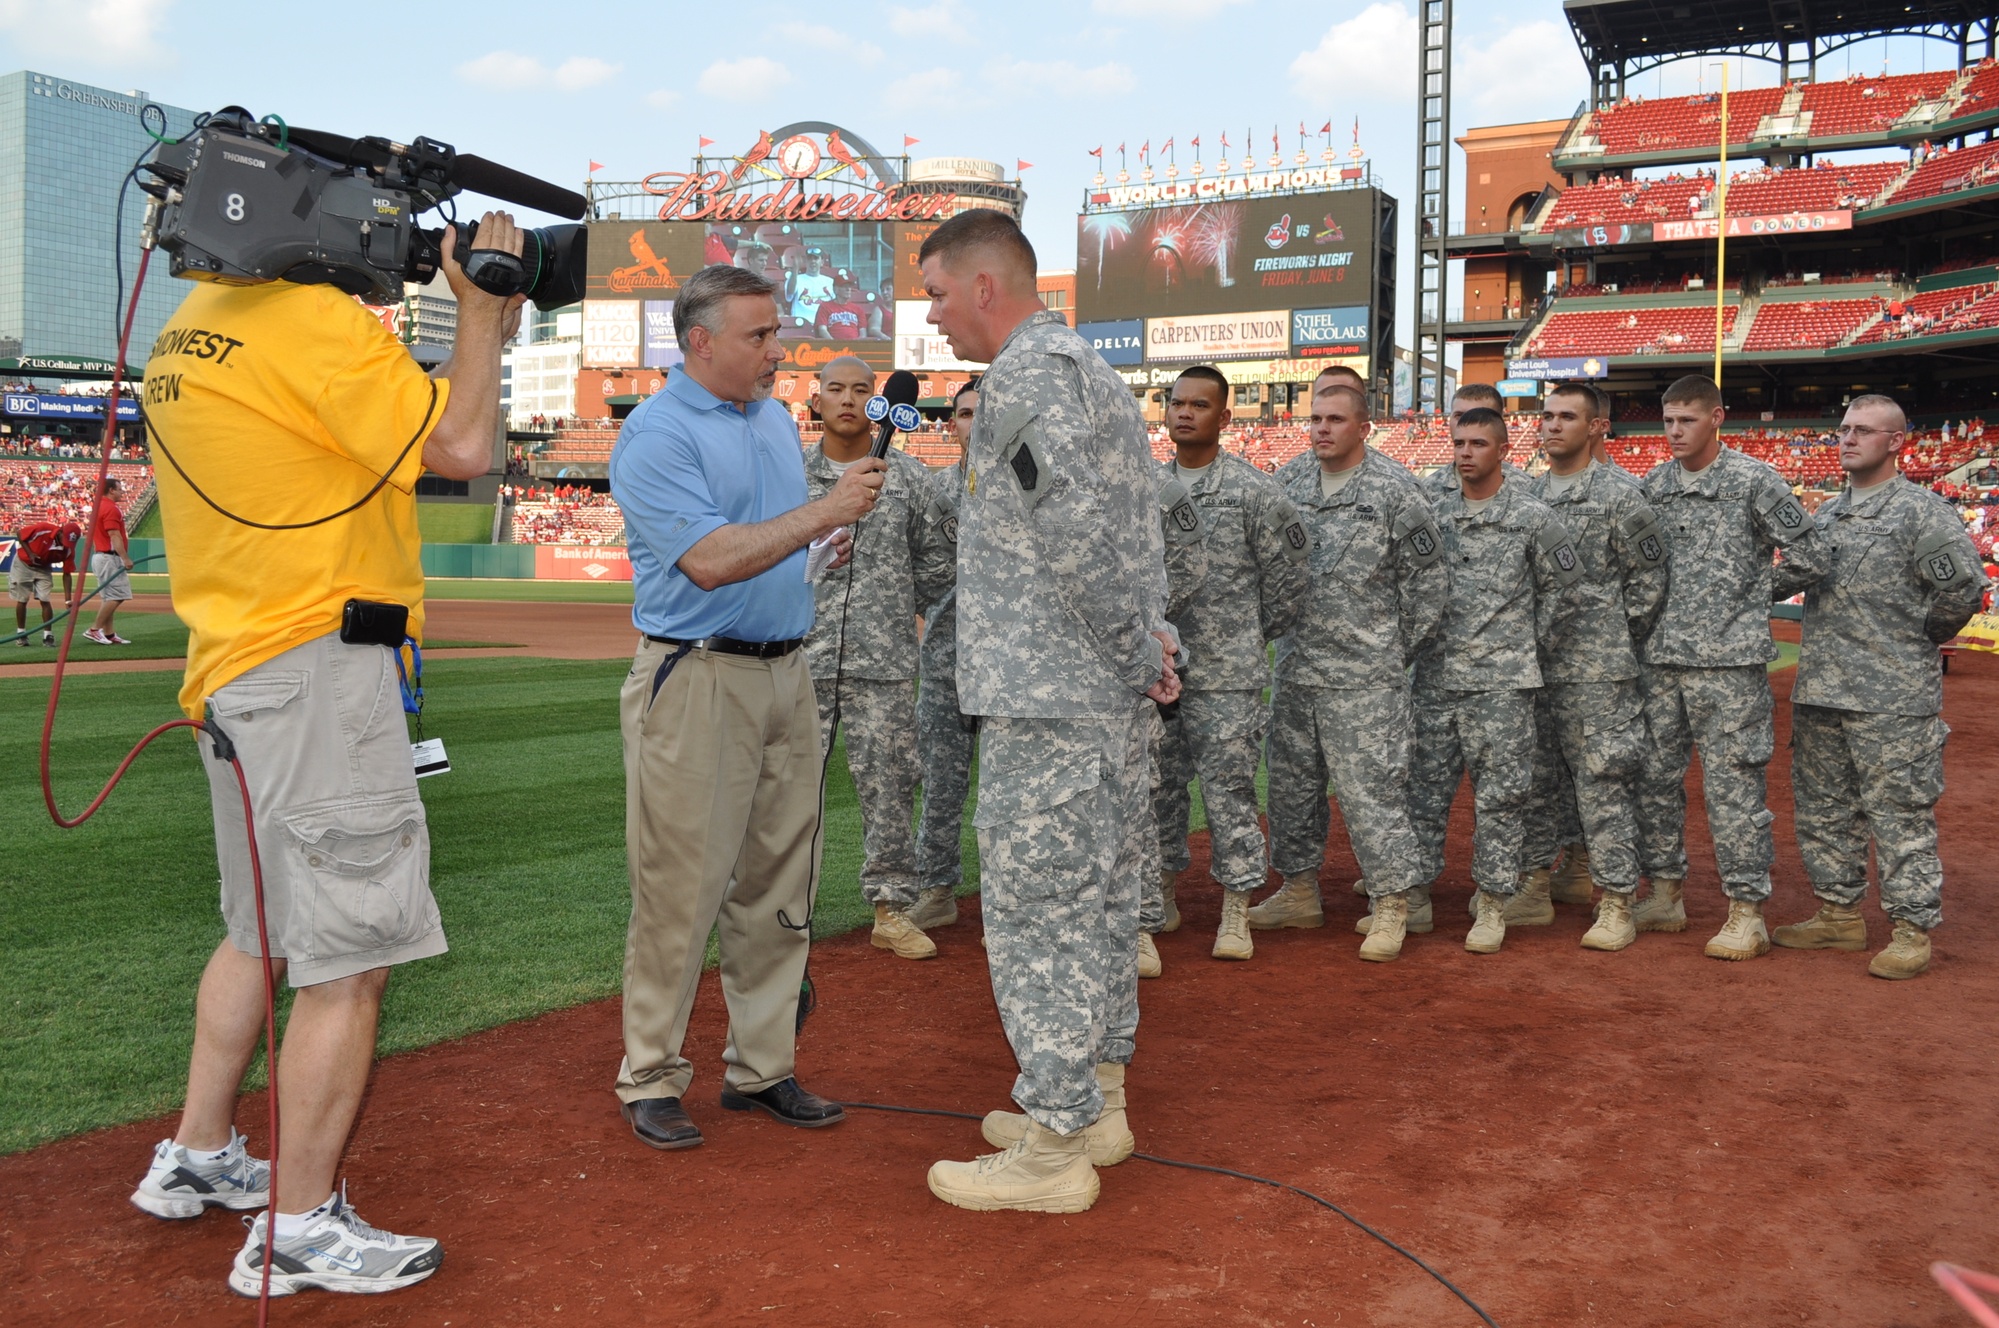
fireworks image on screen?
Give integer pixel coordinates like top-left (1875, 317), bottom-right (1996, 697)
top-left (1081, 212), bottom-right (1133, 288)
top-left (1189, 203), bottom-right (1244, 289)
top-left (1145, 209), bottom-right (1195, 296)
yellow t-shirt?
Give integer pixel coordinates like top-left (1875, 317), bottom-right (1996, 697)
top-left (144, 280), bottom-right (449, 719)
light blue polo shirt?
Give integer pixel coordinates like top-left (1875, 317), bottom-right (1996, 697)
top-left (609, 371), bottom-right (814, 642)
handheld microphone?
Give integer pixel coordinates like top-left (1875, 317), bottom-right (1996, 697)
top-left (865, 370), bottom-right (923, 460)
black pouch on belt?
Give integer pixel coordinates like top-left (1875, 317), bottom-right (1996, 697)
top-left (340, 599), bottom-right (410, 648)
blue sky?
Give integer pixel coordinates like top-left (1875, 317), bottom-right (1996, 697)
top-left (0, 0), bottom-right (1967, 353)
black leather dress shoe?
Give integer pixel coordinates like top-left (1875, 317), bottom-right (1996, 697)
top-left (718, 1077), bottom-right (846, 1128)
top-left (622, 1096), bottom-right (703, 1150)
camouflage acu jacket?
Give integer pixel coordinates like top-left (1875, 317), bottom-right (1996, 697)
top-left (1773, 475), bottom-right (1987, 716)
top-left (1414, 473), bottom-right (1582, 692)
top-left (1156, 452), bottom-right (1307, 691)
top-left (957, 310), bottom-right (1168, 717)
top-left (1274, 446), bottom-right (1448, 690)
top-left (803, 444), bottom-right (951, 682)
top-left (1528, 461), bottom-right (1669, 684)
top-left (915, 462), bottom-right (963, 682)
top-left (1640, 446), bottom-right (1828, 668)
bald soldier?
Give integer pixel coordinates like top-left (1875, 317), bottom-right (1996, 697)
top-left (1771, 393), bottom-right (1986, 979)
top-left (803, 355), bottom-right (956, 960)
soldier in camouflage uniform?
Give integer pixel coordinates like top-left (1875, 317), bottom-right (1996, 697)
top-left (1405, 407), bottom-right (1583, 954)
top-left (1770, 394), bottom-right (1986, 980)
top-left (1135, 473), bottom-right (1207, 977)
top-left (1149, 366), bottom-right (1308, 967)
top-left (1517, 382), bottom-right (1669, 949)
top-left (910, 383), bottom-right (979, 934)
top-left (802, 357), bottom-right (955, 961)
top-left (1256, 380), bottom-right (1448, 961)
top-left (1633, 375), bottom-right (1830, 960)
top-left (914, 212), bottom-right (1177, 1215)
top-left (1273, 363), bottom-right (1369, 486)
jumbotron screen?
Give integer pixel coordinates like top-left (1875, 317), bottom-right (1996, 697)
top-left (1075, 189), bottom-right (1379, 364)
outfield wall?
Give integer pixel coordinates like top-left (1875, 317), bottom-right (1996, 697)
top-left (128, 540), bottom-right (631, 582)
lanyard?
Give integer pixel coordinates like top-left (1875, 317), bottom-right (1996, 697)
top-left (395, 638), bottom-right (424, 740)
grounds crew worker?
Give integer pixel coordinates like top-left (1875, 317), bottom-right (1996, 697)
top-left (1516, 382), bottom-right (1669, 950)
top-left (1770, 393), bottom-right (1986, 979)
top-left (1400, 407), bottom-right (1582, 955)
top-left (802, 354), bottom-right (956, 961)
top-left (910, 380), bottom-right (979, 935)
top-left (915, 209), bottom-right (1178, 1214)
top-left (130, 216), bottom-right (522, 1298)
top-left (609, 264), bottom-right (878, 1151)
top-left (9, 517), bottom-right (79, 645)
top-left (1633, 375), bottom-right (1828, 960)
top-left (1150, 364), bottom-right (1307, 968)
top-left (1256, 380), bottom-right (1446, 961)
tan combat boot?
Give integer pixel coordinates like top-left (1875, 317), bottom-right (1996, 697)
top-left (1352, 877), bottom-right (1369, 896)
top-left (1580, 889), bottom-right (1638, 951)
top-left (1247, 873), bottom-right (1325, 929)
top-left (871, 903), bottom-right (938, 960)
top-left (1502, 867), bottom-right (1556, 926)
top-left (1550, 844), bottom-right (1595, 904)
top-left (1213, 889), bottom-right (1254, 960)
top-left (1137, 932), bottom-right (1162, 979)
top-left (907, 886), bottom-right (958, 932)
top-left (1772, 901), bottom-right (1866, 951)
top-left (1465, 889), bottom-right (1508, 953)
top-left (1704, 899), bottom-right (1770, 961)
top-left (980, 1064), bottom-right (1134, 1166)
top-left (1158, 869), bottom-right (1182, 933)
top-left (1355, 890), bottom-right (1435, 934)
top-left (1358, 891), bottom-right (1409, 962)
top-left (1868, 920), bottom-right (1931, 980)
top-left (1632, 876), bottom-right (1687, 933)
top-left (930, 1120), bottom-right (1100, 1212)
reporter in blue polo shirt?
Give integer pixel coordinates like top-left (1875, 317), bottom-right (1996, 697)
top-left (608, 264), bottom-right (886, 1151)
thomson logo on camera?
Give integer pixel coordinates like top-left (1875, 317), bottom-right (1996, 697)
top-left (220, 151), bottom-right (267, 169)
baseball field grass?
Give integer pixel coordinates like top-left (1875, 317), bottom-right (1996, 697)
top-left (0, 655), bottom-right (970, 1154)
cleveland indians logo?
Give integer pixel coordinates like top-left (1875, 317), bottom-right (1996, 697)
top-left (1264, 215), bottom-right (1293, 249)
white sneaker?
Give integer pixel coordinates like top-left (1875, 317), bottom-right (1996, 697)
top-left (130, 1130), bottom-right (271, 1219)
top-left (108, 631), bottom-right (132, 645)
top-left (84, 628), bottom-right (112, 645)
top-left (228, 1186), bottom-right (442, 1297)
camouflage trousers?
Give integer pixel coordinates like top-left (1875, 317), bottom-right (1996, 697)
top-left (976, 708), bottom-right (1148, 1136)
top-left (1139, 705), bottom-right (1168, 932)
top-left (914, 664), bottom-right (975, 892)
top-left (816, 677), bottom-right (919, 909)
top-left (1634, 663), bottom-right (1775, 901)
top-left (1153, 688), bottom-right (1268, 891)
top-left (1521, 688), bottom-right (1583, 872)
top-left (1408, 687), bottom-right (1536, 896)
top-left (1540, 678), bottom-right (1648, 891)
top-left (1792, 705), bottom-right (1949, 930)
top-left (1264, 681), bottom-right (1424, 897)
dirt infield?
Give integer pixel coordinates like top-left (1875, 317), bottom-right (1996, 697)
top-left (4, 633), bottom-right (1997, 1326)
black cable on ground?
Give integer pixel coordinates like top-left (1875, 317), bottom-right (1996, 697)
top-left (834, 1100), bottom-right (1501, 1328)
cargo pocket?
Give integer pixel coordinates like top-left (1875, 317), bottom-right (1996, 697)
top-left (208, 671), bottom-right (311, 719)
top-left (285, 794), bottom-right (433, 959)
top-left (973, 722), bottom-right (1105, 907)
top-left (1873, 716), bottom-right (1948, 813)
top-left (1582, 692), bottom-right (1648, 781)
top-left (1709, 685), bottom-right (1775, 769)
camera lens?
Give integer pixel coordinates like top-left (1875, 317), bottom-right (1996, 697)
top-left (443, 219), bottom-right (588, 308)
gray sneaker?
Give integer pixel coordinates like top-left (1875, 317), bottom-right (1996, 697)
top-left (130, 1130), bottom-right (270, 1219)
top-left (228, 1187), bottom-right (442, 1297)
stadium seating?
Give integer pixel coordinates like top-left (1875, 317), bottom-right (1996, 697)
top-left (508, 493), bottom-right (625, 546)
top-left (538, 425), bottom-right (619, 464)
top-left (1584, 88), bottom-right (1786, 156)
top-left (1526, 304), bottom-right (1738, 356)
top-left (1881, 138), bottom-right (1999, 206)
top-left (1539, 161), bottom-right (1904, 231)
top-left (1741, 297), bottom-right (1884, 351)
top-left (1951, 59), bottom-right (1999, 119)
top-left (1852, 279), bottom-right (1999, 343)
top-left (1798, 72), bottom-right (1956, 138)
top-left (1, 460), bottom-right (152, 538)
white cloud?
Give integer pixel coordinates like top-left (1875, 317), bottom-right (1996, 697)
top-left (888, 1), bottom-right (969, 38)
top-left (644, 88), bottom-right (681, 110)
top-left (456, 51), bottom-right (620, 92)
top-left (775, 22), bottom-right (882, 66)
top-left (1457, 20), bottom-right (1584, 121)
top-left (0, 0), bottom-right (175, 66)
top-left (696, 55), bottom-right (793, 101)
top-left (987, 57), bottom-right (1137, 98)
top-left (1289, 2), bottom-right (1418, 104)
top-left (882, 68), bottom-right (960, 115)
top-left (1093, 0), bottom-right (1245, 16)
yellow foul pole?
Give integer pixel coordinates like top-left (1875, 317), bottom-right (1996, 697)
top-left (1713, 63), bottom-right (1729, 384)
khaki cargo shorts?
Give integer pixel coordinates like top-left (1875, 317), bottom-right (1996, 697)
top-left (8, 558), bottom-right (53, 602)
top-left (91, 552), bottom-right (132, 601)
top-left (200, 631), bottom-right (446, 987)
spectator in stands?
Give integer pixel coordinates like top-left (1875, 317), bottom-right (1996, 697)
top-left (83, 476), bottom-right (134, 645)
top-left (1771, 394), bottom-right (1987, 980)
top-left (9, 517), bottom-right (79, 645)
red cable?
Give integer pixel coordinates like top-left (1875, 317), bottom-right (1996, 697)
top-left (38, 242), bottom-right (282, 1322)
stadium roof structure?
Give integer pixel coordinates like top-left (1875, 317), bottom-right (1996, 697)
top-left (1565, 0), bottom-right (1999, 101)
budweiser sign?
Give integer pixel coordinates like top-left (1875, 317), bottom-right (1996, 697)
top-left (641, 170), bottom-right (958, 223)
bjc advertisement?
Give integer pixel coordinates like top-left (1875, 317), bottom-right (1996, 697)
top-left (534, 545), bottom-right (634, 581)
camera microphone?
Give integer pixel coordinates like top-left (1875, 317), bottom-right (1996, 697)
top-left (865, 370), bottom-right (923, 460)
